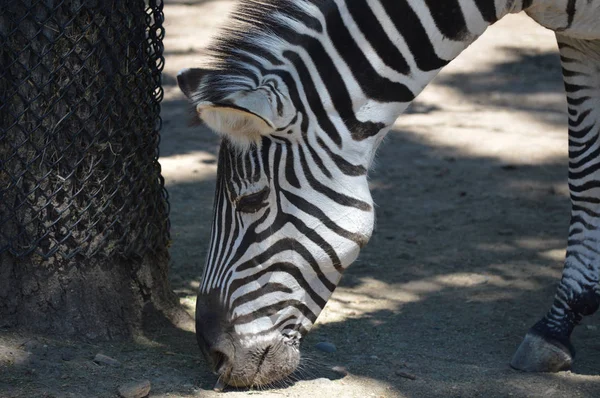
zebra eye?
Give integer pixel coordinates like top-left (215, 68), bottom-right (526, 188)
top-left (235, 186), bottom-right (270, 213)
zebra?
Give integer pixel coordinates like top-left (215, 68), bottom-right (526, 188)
top-left (177, 0), bottom-right (600, 388)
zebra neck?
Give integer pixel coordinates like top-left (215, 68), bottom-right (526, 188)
top-left (202, 0), bottom-right (532, 152)
top-left (347, 0), bottom-right (530, 115)
top-left (315, 0), bottom-right (531, 162)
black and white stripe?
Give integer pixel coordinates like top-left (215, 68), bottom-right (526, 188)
top-left (530, 35), bottom-right (600, 342)
top-left (190, 0), bottom-right (600, 359)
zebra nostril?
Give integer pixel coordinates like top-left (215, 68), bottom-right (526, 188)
top-left (210, 349), bottom-right (230, 374)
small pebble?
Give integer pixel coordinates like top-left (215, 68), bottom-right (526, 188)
top-left (94, 353), bottom-right (121, 367)
top-left (395, 371), bottom-right (417, 380)
top-left (118, 380), bottom-right (151, 398)
top-left (332, 366), bottom-right (349, 376)
top-left (315, 342), bottom-right (336, 353)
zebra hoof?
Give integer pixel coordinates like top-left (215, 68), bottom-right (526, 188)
top-left (510, 331), bottom-right (573, 372)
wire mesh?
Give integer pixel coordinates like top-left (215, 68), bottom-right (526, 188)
top-left (0, 0), bottom-right (169, 260)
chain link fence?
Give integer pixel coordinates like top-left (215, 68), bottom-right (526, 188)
top-left (0, 0), bottom-right (169, 260)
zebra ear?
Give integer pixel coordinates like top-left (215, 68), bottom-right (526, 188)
top-left (195, 90), bottom-right (276, 141)
top-left (178, 68), bottom-right (281, 144)
top-left (177, 68), bottom-right (209, 100)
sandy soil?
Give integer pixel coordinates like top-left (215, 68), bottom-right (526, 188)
top-left (2, 1), bottom-right (600, 397)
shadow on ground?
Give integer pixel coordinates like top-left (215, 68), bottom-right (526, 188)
top-left (2, 18), bottom-right (600, 398)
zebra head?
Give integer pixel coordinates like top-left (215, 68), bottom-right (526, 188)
top-left (178, 63), bottom-right (380, 387)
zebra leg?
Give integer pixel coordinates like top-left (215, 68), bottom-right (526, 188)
top-left (511, 35), bottom-right (600, 372)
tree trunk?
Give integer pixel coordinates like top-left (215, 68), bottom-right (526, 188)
top-left (0, 0), bottom-right (183, 339)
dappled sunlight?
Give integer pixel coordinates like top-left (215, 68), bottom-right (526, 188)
top-left (301, 374), bottom-right (401, 398)
top-left (391, 117), bottom-right (566, 166)
top-left (320, 279), bottom-right (417, 324)
top-left (390, 13), bottom-right (567, 168)
top-left (175, 265), bottom-right (551, 330)
top-left (504, 373), bottom-right (600, 397)
top-left (0, 343), bottom-right (31, 367)
top-left (173, 280), bottom-right (200, 300)
top-left (159, 151), bottom-right (217, 186)
top-left (486, 262), bottom-right (561, 282)
top-left (176, 280), bottom-right (201, 315)
top-left (539, 249), bottom-right (567, 262)
top-left (162, 0), bottom-right (235, 75)
top-left (196, 374), bottom-right (403, 398)
top-left (516, 237), bottom-right (566, 251)
top-left (179, 296), bottom-right (196, 318)
top-left (442, 14), bottom-right (558, 74)
top-left (6, 2), bottom-right (600, 397)
top-left (317, 264), bottom-right (553, 326)
top-left (435, 273), bottom-right (489, 287)
top-left (475, 237), bottom-right (567, 267)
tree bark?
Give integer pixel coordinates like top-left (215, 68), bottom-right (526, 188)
top-left (0, 251), bottom-right (180, 340)
top-left (0, 0), bottom-right (183, 339)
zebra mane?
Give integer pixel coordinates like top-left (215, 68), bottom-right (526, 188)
top-left (198, 0), bottom-right (322, 102)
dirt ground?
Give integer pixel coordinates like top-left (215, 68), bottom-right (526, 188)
top-left (2, 1), bottom-right (600, 397)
